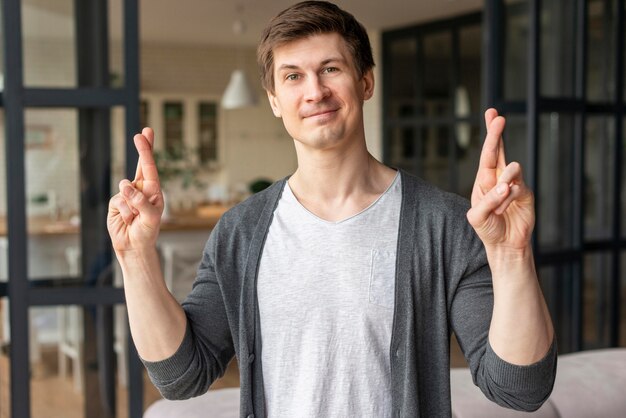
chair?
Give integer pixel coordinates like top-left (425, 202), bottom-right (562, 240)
top-left (113, 260), bottom-right (129, 387)
top-left (159, 241), bottom-right (205, 303)
top-left (57, 246), bottom-right (83, 393)
top-left (0, 238), bottom-right (41, 365)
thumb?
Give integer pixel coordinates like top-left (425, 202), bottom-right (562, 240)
top-left (466, 182), bottom-right (509, 229)
top-left (120, 180), bottom-right (162, 221)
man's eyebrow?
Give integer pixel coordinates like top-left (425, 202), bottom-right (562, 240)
top-left (276, 57), bottom-right (346, 72)
top-left (276, 64), bottom-right (301, 72)
top-left (320, 57), bottom-right (345, 66)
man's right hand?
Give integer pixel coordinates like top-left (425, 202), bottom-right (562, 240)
top-left (107, 127), bottom-right (164, 253)
top-left (107, 128), bottom-right (188, 362)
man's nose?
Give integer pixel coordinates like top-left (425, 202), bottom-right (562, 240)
top-left (304, 76), bottom-right (329, 102)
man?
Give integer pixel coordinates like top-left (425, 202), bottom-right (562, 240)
top-left (107, 1), bottom-right (556, 417)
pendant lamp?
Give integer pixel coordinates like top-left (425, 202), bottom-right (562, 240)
top-left (221, 11), bottom-right (257, 109)
top-left (221, 69), bottom-right (257, 109)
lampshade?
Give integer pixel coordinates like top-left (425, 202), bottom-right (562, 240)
top-left (221, 69), bottom-right (257, 109)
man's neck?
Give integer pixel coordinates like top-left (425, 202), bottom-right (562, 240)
top-left (288, 140), bottom-right (397, 222)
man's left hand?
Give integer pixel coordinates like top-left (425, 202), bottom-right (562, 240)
top-left (467, 108), bottom-right (535, 253)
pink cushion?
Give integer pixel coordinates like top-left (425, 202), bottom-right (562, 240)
top-left (450, 368), bottom-right (558, 418)
top-left (451, 348), bottom-right (626, 418)
top-left (549, 348), bottom-right (626, 418)
top-left (143, 388), bottom-right (239, 418)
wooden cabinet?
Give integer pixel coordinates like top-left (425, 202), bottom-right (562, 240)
top-left (163, 101), bottom-right (185, 153)
top-left (122, 94), bottom-right (223, 169)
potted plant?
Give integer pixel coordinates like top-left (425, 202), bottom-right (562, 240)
top-left (153, 144), bottom-right (207, 218)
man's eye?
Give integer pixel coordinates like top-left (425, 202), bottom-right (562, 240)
top-left (286, 74), bottom-right (299, 81)
top-left (323, 67), bottom-right (339, 74)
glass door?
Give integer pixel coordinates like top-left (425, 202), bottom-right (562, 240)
top-left (383, 0), bottom-right (626, 355)
top-left (484, 0), bottom-right (625, 352)
top-left (0, 0), bottom-right (143, 417)
top-left (383, 12), bottom-right (483, 199)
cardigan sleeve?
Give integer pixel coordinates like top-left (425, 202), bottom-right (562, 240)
top-left (141, 222), bottom-right (236, 400)
top-left (448, 201), bottom-right (557, 412)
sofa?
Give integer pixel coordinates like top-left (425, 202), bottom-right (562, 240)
top-left (451, 348), bottom-right (626, 418)
top-left (144, 348), bottom-right (626, 418)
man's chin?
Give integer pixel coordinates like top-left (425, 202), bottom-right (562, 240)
top-left (294, 133), bottom-right (347, 151)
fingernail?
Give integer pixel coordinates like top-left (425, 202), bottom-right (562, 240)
top-left (496, 183), bottom-right (507, 195)
top-left (123, 186), bottom-right (134, 198)
top-left (132, 208), bottom-right (139, 216)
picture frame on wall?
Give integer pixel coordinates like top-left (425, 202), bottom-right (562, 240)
top-left (25, 125), bottom-right (53, 149)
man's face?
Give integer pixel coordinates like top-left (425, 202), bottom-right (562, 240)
top-left (267, 32), bottom-right (374, 152)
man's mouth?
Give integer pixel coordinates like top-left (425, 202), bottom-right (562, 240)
top-left (302, 108), bottom-right (338, 119)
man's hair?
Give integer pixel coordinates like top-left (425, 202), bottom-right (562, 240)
top-left (257, 1), bottom-right (375, 93)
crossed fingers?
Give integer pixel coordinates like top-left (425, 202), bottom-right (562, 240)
top-left (116, 127), bottom-right (162, 225)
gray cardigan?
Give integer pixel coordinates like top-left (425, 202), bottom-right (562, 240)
top-left (143, 170), bottom-right (557, 418)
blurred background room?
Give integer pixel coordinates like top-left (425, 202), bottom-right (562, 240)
top-left (0, 0), bottom-right (625, 417)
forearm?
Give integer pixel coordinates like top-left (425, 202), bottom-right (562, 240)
top-left (487, 245), bottom-right (554, 365)
top-left (117, 247), bottom-right (188, 362)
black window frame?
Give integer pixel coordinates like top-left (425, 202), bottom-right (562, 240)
top-left (382, 0), bottom-right (625, 354)
top-left (0, 1), bottom-right (144, 417)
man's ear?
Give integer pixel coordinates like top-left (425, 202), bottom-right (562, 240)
top-left (267, 90), bottom-right (282, 118)
top-left (362, 69), bottom-right (375, 101)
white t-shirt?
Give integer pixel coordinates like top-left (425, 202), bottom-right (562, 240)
top-left (257, 173), bottom-right (401, 417)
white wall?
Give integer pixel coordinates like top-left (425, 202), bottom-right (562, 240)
top-left (364, 29), bottom-right (383, 160)
top-left (0, 38), bottom-right (79, 217)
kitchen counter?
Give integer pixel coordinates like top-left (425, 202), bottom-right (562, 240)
top-left (0, 204), bottom-right (230, 237)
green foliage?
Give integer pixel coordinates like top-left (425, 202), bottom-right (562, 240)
top-left (30, 193), bottom-right (49, 204)
top-left (249, 178), bottom-right (273, 194)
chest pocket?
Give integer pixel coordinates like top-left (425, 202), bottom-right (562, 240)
top-left (369, 249), bottom-right (396, 309)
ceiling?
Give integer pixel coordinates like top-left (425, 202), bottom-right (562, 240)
top-left (23, 0), bottom-right (484, 46)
